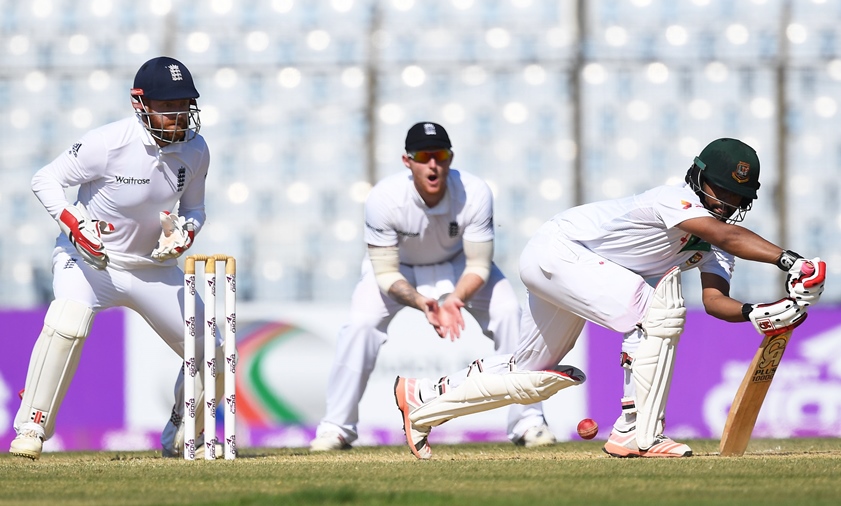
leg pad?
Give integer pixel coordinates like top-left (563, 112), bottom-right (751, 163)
top-left (410, 366), bottom-right (585, 428)
top-left (15, 299), bottom-right (94, 439)
top-left (633, 267), bottom-right (685, 450)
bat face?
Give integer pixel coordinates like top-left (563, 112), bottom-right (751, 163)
top-left (719, 329), bottom-right (795, 457)
top-left (752, 333), bottom-right (790, 383)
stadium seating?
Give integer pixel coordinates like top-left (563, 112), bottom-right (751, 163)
top-left (0, 0), bottom-right (838, 307)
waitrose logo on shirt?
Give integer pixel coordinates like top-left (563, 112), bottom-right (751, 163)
top-left (115, 175), bottom-right (151, 184)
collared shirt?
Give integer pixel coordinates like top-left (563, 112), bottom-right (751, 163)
top-left (552, 183), bottom-right (735, 281)
top-left (364, 169), bottom-right (494, 266)
top-left (31, 116), bottom-right (210, 269)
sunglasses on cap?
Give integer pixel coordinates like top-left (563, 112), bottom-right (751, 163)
top-left (407, 149), bottom-right (453, 163)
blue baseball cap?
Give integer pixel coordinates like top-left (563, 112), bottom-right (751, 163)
top-left (131, 56), bottom-right (199, 101)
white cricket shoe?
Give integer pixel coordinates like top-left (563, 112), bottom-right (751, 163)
top-left (9, 429), bottom-right (44, 460)
top-left (309, 432), bottom-right (352, 452)
top-left (394, 376), bottom-right (432, 460)
top-left (514, 424), bottom-right (557, 448)
top-left (603, 427), bottom-right (692, 458)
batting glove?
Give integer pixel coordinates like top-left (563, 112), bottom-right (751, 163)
top-left (58, 202), bottom-right (115, 270)
top-left (785, 257), bottom-right (826, 307)
top-left (744, 297), bottom-right (808, 336)
top-left (151, 211), bottom-right (195, 261)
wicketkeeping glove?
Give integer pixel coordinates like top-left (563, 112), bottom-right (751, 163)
top-left (744, 297), bottom-right (808, 336)
top-left (785, 257), bottom-right (826, 307)
top-left (58, 202), bottom-right (115, 270)
top-left (151, 211), bottom-right (195, 261)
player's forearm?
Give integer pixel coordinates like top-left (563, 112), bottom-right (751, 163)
top-left (704, 224), bottom-right (783, 265)
top-left (703, 293), bottom-right (749, 323)
top-left (177, 207), bottom-right (206, 236)
top-left (178, 176), bottom-right (208, 234)
top-left (387, 279), bottom-right (426, 310)
top-left (31, 167), bottom-right (73, 220)
top-left (449, 272), bottom-right (485, 303)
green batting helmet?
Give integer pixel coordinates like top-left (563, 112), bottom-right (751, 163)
top-left (694, 138), bottom-right (760, 199)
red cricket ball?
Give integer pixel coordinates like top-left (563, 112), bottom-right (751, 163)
top-left (577, 418), bottom-right (599, 440)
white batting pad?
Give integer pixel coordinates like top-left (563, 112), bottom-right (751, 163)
top-left (410, 366), bottom-right (585, 428)
top-left (633, 267), bottom-right (685, 450)
top-left (640, 267), bottom-right (686, 340)
top-left (15, 298), bottom-right (94, 439)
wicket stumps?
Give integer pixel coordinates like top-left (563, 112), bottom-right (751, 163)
top-left (184, 254), bottom-right (237, 460)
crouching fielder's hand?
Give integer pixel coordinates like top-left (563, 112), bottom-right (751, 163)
top-left (744, 297), bottom-right (808, 336)
top-left (786, 257), bottom-right (826, 307)
top-left (434, 294), bottom-right (466, 342)
top-left (58, 202), bottom-right (115, 270)
top-left (151, 211), bottom-right (194, 261)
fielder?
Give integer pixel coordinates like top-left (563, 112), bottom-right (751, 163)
top-left (9, 57), bottom-right (225, 459)
top-left (394, 138), bottom-right (827, 459)
top-left (310, 122), bottom-right (555, 451)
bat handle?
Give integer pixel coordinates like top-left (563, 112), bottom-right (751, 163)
top-left (801, 262), bottom-right (815, 276)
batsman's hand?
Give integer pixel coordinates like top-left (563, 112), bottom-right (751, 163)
top-left (786, 257), bottom-right (826, 307)
top-left (58, 202), bottom-right (115, 270)
top-left (747, 297), bottom-right (808, 336)
top-left (151, 211), bottom-right (195, 261)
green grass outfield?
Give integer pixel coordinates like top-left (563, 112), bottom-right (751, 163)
top-left (2, 438), bottom-right (840, 506)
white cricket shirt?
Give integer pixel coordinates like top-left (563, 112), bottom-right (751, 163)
top-left (553, 183), bottom-right (735, 281)
top-left (31, 116), bottom-right (210, 269)
top-left (364, 169), bottom-right (494, 266)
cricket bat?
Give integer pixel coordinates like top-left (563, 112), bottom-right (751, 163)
top-left (719, 327), bottom-right (795, 456)
top-left (719, 261), bottom-right (819, 456)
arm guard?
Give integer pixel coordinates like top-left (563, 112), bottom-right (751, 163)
top-left (369, 245), bottom-right (406, 294)
top-left (462, 239), bottom-right (493, 283)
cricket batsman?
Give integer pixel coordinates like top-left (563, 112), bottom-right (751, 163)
top-left (395, 137), bottom-right (827, 459)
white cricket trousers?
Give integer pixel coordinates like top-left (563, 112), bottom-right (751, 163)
top-left (406, 220), bottom-right (658, 437)
top-left (509, 220), bottom-right (655, 431)
top-left (316, 252), bottom-right (546, 444)
top-left (512, 220), bottom-right (655, 371)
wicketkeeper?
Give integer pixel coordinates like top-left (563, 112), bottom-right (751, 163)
top-left (395, 137), bottom-right (827, 459)
top-left (9, 57), bottom-right (227, 459)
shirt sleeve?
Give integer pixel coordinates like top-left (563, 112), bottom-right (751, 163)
top-left (698, 246), bottom-right (735, 282)
top-left (177, 141), bottom-right (209, 235)
top-left (364, 185), bottom-right (398, 247)
top-left (462, 177), bottom-right (495, 243)
top-left (31, 131), bottom-right (109, 220)
top-left (654, 185), bottom-right (713, 230)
